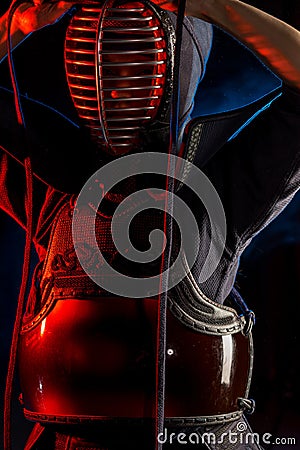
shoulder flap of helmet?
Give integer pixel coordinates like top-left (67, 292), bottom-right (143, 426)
top-left (181, 86), bottom-right (282, 168)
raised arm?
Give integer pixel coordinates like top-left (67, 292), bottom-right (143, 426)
top-left (185, 0), bottom-right (300, 91)
top-left (0, 0), bottom-right (73, 61)
top-left (3, 0), bottom-right (299, 90)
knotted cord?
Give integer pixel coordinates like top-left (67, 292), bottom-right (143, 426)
top-left (4, 1), bottom-right (34, 449)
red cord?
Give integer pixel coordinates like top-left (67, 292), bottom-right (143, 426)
top-left (4, 158), bottom-right (33, 450)
top-left (3, 1), bottom-right (34, 449)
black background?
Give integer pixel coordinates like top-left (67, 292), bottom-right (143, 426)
top-left (0, 0), bottom-right (300, 448)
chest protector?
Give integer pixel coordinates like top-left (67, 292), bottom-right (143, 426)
top-left (19, 196), bottom-right (254, 426)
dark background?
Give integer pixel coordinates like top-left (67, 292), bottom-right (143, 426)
top-left (0, 0), bottom-right (300, 448)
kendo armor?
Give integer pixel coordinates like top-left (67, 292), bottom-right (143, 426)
top-left (19, 198), bottom-right (255, 425)
top-left (18, 0), bottom-right (256, 441)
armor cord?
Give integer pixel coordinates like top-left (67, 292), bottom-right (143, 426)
top-left (3, 1), bottom-right (34, 449)
top-left (155, 0), bottom-right (186, 448)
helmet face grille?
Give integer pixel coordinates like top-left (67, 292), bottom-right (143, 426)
top-left (65, 1), bottom-right (168, 155)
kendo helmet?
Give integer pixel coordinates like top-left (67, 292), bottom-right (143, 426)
top-left (64, 0), bottom-right (176, 156)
